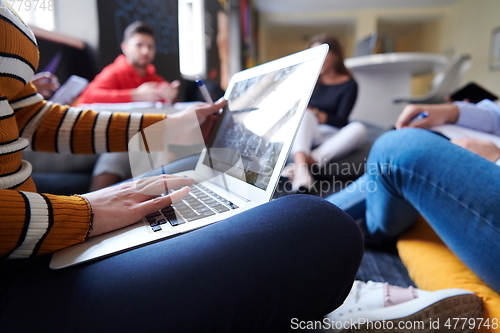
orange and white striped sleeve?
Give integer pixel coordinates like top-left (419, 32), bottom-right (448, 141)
top-left (0, 190), bottom-right (92, 259)
top-left (0, 0), bottom-right (167, 259)
top-left (13, 83), bottom-right (166, 154)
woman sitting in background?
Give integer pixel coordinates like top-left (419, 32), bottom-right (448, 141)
top-left (286, 34), bottom-right (367, 193)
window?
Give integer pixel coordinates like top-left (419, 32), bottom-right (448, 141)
top-left (13, 0), bottom-right (56, 31)
top-left (178, 0), bottom-right (206, 79)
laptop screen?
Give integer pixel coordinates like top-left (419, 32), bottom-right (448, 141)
top-left (203, 59), bottom-right (317, 190)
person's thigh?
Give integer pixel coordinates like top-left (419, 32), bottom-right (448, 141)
top-left (0, 195), bottom-right (363, 333)
top-left (325, 174), bottom-right (368, 221)
top-left (366, 128), bottom-right (500, 292)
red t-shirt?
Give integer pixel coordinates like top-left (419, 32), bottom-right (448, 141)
top-left (78, 54), bottom-right (166, 104)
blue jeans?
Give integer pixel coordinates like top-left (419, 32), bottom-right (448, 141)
top-left (326, 128), bottom-right (500, 293)
top-left (0, 195), bottom-right (363, 332)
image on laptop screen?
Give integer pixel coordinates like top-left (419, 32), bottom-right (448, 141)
top-left (203, 59), bottom-right (316, 190)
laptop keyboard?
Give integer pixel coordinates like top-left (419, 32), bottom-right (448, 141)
top-left (145, 184), bottom-right (239, 232)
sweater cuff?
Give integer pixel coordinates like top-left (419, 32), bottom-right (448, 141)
top-left (2, 192), bottom-right (92, 259)
top-left (35, 194), bottom-right (92, 256)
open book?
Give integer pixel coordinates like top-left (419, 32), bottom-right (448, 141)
top-left (430, 124), bottom-right (500, 147)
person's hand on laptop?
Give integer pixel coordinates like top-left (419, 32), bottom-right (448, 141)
top-left (83, 174), bottom-right (194, 237)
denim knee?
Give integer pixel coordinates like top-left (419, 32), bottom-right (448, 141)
top-left (367, 128), bottom-right (447, 172)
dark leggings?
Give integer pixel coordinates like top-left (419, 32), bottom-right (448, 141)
top-left (0, 194), bottom-right (362, 333)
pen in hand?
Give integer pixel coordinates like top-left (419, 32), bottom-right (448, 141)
top-left (195, 77), bottom-right (214, 104)
top-left (409, 111), bottom-right (429, 125)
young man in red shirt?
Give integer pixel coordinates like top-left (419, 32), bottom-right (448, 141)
top-left (78, 21), bottom-right (180, 104)
top-left (78, 21), bottom-right (181, 189)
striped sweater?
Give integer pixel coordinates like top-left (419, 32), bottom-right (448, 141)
top-left (0, 2), bottom-right (166, 259)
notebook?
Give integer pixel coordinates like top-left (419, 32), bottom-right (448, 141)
top-left (430, 124), bottom-right (500, 147)
top-left (50, 44), bottom-right (329, 269)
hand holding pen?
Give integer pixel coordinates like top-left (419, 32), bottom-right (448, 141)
top-left (196, 76), bottom-right (226, 117)
top-left (395, 104), bottom-right (460, 129)
top-left (196, 77), bottom-right (214, 104)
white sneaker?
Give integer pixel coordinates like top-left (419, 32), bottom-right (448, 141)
top-left (325, 280), bottom-right (482, 333)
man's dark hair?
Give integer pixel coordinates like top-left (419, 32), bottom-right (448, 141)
top-left (123, 21), bottom-right (155, 42)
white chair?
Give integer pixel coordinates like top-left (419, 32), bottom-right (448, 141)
top-left (393, 54), bottom-right (471, 104)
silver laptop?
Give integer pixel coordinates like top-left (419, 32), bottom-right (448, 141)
top-left (50, 44), bottom-right (328, 269)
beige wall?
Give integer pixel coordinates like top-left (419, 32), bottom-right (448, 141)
top-left (258, 0), bottom-right (500, 96)
top-left (377, 20), bottom-right (442, 53)
top-left (259, 23), bottom-right (355, 62)
top-left (259, 7), bottom-right (450, 63)
top-left (441, 0), bottom-right (500, 93)
top-left (55, 0), bottom-right (99, 51)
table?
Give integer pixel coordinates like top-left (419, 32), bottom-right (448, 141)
top-left (345, 52), bottom-right (447, 128)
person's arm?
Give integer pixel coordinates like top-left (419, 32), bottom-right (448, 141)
top-left (2, 84), bottom-right (224, 258)
top-left (0, 190), bottom-right (93, 258)
top-left (454, 100), bottom-right (500, 135)
top-left (325, 80), bottom-right (358, 128)
top-left (395, 103), bottom-right (459, 129)
top-left (450, 137), bottom-right (500, 163)
top-left (396, 100), bottom-right (500, 136)
top-left (0, 175), bottom-right (193, 259)
top-left (0, 83), bottom-right (162, 259)
top-left (78, 67), bottom-right (180, 104)
top-left (15, 83), bottom-right (224, 154)
top-left (13, 82), bottom-right (166, 154)
top-left (78, 71), bottom-right (141, 104)
top-left (77, 64), bottom-right (165, 104)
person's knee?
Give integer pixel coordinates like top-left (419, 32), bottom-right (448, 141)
top-left (372, 128), bottom-right (422, 152)
top-left (345, 121), bottom-right (368, 146)
top-left (368, 128), bottom-right (444, 171)
top-left (346, 121), bottom-right (367, 135)
top-left (267, 195), bottom-right (364, 314)
top-left (276, 195), bottom-right (363, 259)
top-left (277, 194), bottom-right (351, 221)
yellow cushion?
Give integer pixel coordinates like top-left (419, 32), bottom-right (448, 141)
top-left (397, 217), bottom-right (500, 333)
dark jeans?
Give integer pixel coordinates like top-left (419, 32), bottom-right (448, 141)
top-left (0, 195), bottom-right (363, 333)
